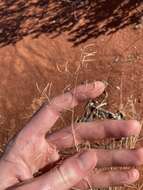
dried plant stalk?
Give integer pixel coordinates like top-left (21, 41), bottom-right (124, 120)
top-left (61, 92), bottom-right (139, 190)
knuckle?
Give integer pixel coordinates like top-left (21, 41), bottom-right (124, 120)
top-left (107, 171), bottom-right (130, 186)
top-left (65, 125), bottom-right (82, 144)
top-left (59, 92), bottom-right (74, 106)
top-left (108, 171), bottom-right (115, 185)
top-left (57, 167), bottom-right (69, 186)
top-left (56, 166), bottom-right (69, 188)
top-left (41, 103), bottom-right (60, 120)
top-left (56, 157), bottom-right (83, 187)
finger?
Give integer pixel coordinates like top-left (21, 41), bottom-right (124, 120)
top-left (95, 148), bottom-right (143, 167)
top-left (75, 168), bottom-right (139, 189)
top-left (48, 120), bottom-right (141, 149)
top-left (21, 81), bottom-right (106, 136)
top-left (11, 150), bottom-right (97, 190)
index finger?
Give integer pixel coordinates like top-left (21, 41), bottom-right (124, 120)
top-left (21, 81), bottom-right (106, 136)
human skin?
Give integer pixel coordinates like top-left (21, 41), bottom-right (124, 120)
top-left (0, 81), bottom-right (143, 190)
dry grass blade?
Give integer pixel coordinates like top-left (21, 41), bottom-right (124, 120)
top-left (60, 89), bottom-right (140, 190)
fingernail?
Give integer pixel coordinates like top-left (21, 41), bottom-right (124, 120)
top-left (130, 169), bottom-right (139, 180)
top-left (77, 151), bottom-right (97, 172)
top-left (124, 169), bottom-right (139, 184)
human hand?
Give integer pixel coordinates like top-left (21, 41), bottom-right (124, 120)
top-left (0, 81), bottom-right (142, 190)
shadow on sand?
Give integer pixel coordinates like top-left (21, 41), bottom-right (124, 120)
top-left (0, 0), bottom-right (143, 47)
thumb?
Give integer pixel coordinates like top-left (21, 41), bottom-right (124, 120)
top-left (11, 150), bottom-right (97, 190)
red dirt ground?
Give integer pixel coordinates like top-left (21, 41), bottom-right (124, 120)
top-left (0, 1), bottom-right (143, 189)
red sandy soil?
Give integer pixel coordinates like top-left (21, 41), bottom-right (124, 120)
top-left (0, 1), bottom-right (143, 189)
